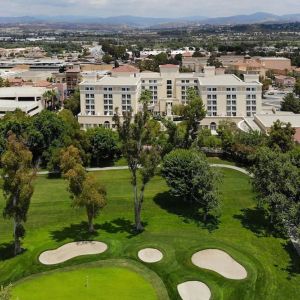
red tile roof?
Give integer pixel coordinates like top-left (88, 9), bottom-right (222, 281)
top-left (112, 65), bottom-right (140, 73)
top-left (8, 78), bottom-right (23, 84)
top-left (34, 80), bottom-right (53, 88)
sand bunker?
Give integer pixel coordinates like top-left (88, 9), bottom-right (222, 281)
top-left (39, 241), bottom-right (108, 265)
top-left (177, 281), bottom-right (211, 300)
top-left (138, 248), bottom-right (163, 263)
top-left (192, 249), bottom-right (247, 280)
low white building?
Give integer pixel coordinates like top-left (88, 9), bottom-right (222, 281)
top-left (78, 65), bottom-right (262, 130)
top-left (0, 86), bottom-right (50, 116)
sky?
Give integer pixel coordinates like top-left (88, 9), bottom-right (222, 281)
top-left (0, 0), bottom-right (300, 18)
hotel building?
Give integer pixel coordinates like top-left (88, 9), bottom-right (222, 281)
top-left (78, 65), bottom-right (262, 130)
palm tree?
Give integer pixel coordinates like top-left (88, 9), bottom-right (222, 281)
top-left (42, 89), bottom-right (58, 110)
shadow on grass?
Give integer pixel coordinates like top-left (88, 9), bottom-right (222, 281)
top-left (281, 241), bottom-right (300, 278)
top-left (0, 242), bottom-right (27, 261)
top-left (233, 207), bottom-right (270, 237)
top-left (51, 219), bottom-right (142, 242)
top-left (153, 191), bottom-right (220, 232)
top-left (99, 218), bottom-right (145, 238)
top-left (47, 172), bottom-right (62, 179)
top-left (51, 221), bottom-right (100, 242)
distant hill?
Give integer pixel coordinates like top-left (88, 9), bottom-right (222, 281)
top-left (0, 13), bottom-right (299, 27)
top-left (197, 12), bottom-right (300, 25)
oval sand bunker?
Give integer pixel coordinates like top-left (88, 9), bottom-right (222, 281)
top-left (177, 281), bottom-right (211, 300)
top-left (39, 241), bottom-right (108, 265)
top-left (138, 248), bottom-right (163, 263)
top-left (192, 249), bottom-right (247, 280)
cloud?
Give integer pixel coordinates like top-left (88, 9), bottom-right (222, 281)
top-left (0, 0), bottom-right (299, 17)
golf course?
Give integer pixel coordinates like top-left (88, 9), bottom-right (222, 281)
top-left (0, 165), bottom-right (299, 299)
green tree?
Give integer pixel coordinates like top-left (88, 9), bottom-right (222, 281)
top-left (113, 90), bottom-right (161, 231)
top-left (196, 128), bottom-right (222, 149)
top-left (102, 54), bottom-right (113, 64)
top-left (260, 77), bottom-right (272, 95)
top-left (207, 54), bottom-right (223, 68)
top-left (2, 133), bottom-right (35, 255)
top-left (162, 149), bottom-right (220, 222)
top-left (290, 146), bottom-right (300, 168)
top-left (0, 109), bottom-right (32, 155)
top-left (86, 127), bottom-right (120, 166)
top-left (216, 120), bottom-right (238, 153)
top-left (63, 88), bottom-right (80, 115)
top-left (60, 146), bottom-right (107, 232)
top-left (268, 120), bottom-right (296, 153)
top-left (251, 147), bottom-right (300, 236)
top-left (42, 89), bottom-right (59, 110)
top-left (172, 87), bottom-right (206, 147)
top-left (281, 93), bottom-right (300, 113)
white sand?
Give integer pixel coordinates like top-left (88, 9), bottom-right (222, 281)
top-left (138, 248), bottom-right (163, 263)
top-left (39, 241), bottom-right (108, 265)
top-left (177, 281), bottom-right (211, 300)
top-left (191, 249), bottom-right (247, 280)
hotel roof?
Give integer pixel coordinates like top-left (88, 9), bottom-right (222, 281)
top-left (198, 74), bottom-right (258, 86)
top-left (92, 76), bottom-right (140, 86)
top-left (0, 86), bottom-right (49, 97)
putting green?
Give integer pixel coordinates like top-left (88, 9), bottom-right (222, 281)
top-left (12, 266), bottom-right (158, 300)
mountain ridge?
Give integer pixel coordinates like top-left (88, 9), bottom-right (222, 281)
top-left (0, 12), bottom-right (299, 27)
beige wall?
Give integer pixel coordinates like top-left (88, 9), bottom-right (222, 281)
top-left (79, 82), bottom-right (141, 128)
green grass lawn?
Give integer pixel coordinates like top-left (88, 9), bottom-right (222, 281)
top-left (12, 263), bottom-right (158, 300)
top-left (0, 168), bottom-right (299, 299)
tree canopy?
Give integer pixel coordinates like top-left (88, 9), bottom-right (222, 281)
top-left (162, 149), bottom-right (220, 222)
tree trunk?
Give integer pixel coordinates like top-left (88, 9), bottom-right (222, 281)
top-left (132, 170), bottom-right (143, 232)
top-left (87, 207), bottom-right (95, 233)
top-left (14, 219), bottom-right (21, 256)
top-left (203, 211), bottom-right (207, 224)
top-left (135, 183), bottom-right (146, 232)
top-left (134, 201), bottom-right (143, 232)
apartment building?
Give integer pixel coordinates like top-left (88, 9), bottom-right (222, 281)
top-left (78, 65), bottom-right (262, 130)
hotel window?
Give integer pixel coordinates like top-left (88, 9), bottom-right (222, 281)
top-left (246, 87), bottom-right (256, 92)
top-left (85, 86), bottom-right (95, 91)
top-left (85, 94), bottom-right (95, 115)
top-left (104, 87), bottom-right (112, 91)
top-left (207, 98), bottom-right (217, 116)
top-left (104, 94), bottom-right (113, 116)
top-left (207, 87), bottom-right (217, 92)
top-left (226, 94), bottom-right (237, 116)
top-left (122, 94), bottom-right (131, 112)
top-left (167, 80), bottom-right (172, 98)
top-left (246, 97), bottom-right (256, 116)
top-left (122, 87), bottom-right (131, 91)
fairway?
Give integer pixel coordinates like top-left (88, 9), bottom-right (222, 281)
top-left (1, 167), bottom-right (300, 299)
top-left (12, 265), bottom-right (158, 300)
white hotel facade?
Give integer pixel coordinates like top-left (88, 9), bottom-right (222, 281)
top-left (78, 64), bottom-right (262, 130)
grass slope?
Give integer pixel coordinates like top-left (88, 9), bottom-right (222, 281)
top-left (0, 168), bottom-right (299, 299)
